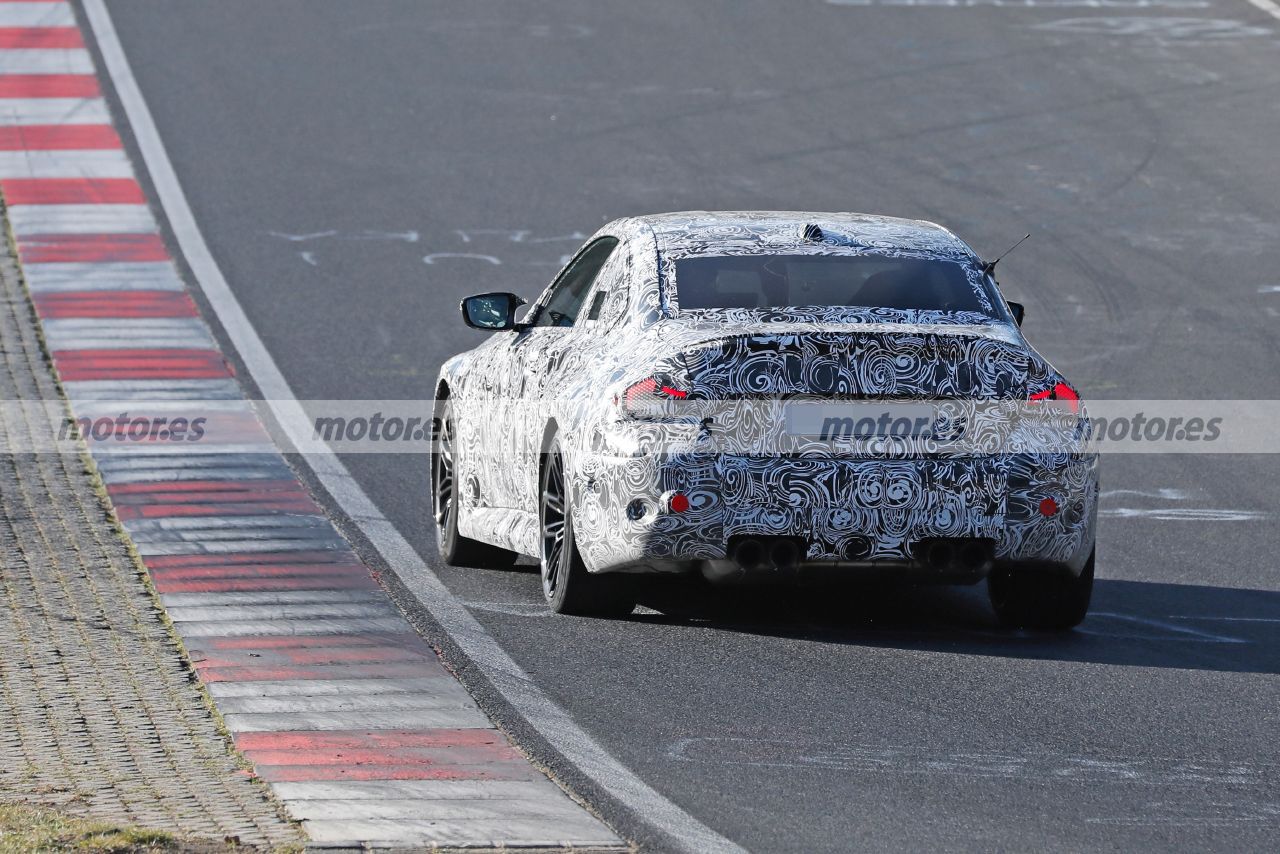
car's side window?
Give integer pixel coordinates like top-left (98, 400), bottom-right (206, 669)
top-left (532, 237), bottom-right (619, 328)
top-left (579, 240), bottom-right (633, 332)
top-left (586, 291), bottom-right (607, 321)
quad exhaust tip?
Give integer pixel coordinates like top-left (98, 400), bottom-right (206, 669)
top-left (922, 538), bottom-right (992, 572)
top-left (926, 540), bottom-right (955, 571)
top-left (769, 539), bottom-right (801, 572)
top-left (959, 540), bottom-right (989, 570)
top-left (732, 538), bottom-right (766, 570)
top-left (730, 537), bottom-right (802, 572)
top-left (729, 537), bottom-right (991, 573)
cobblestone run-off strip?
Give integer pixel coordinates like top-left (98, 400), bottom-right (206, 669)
top-left (0, 208), bottom-right (299, 846)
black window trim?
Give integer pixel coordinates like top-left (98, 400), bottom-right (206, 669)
top-left (527, 235), bottom-right (620, 328)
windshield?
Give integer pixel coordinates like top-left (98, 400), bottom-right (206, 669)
top-left (673, 253), bottom-right (998, 316)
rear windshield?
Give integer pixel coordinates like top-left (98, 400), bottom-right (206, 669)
top-left (673, 253), bottom-right (992, 314)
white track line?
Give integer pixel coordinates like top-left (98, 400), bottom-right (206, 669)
top-left (0, 48), bottom-right (93, 74)
top-left (0, 3), bottom-right (76, 27)
top-left (80, 2), bottom-right (743, 852)
top-left (0, 98), bottom-right (110, 126)
top-left (1245, 0), bottom-right (1280, 21)
top-left (0, 149), bottom-right (133, 179)
top-left (7, 203), bottom-right (157, 235)
top-left (23, 261), bottom-right (184, 292)
top-left (40, 316), bottom-right (214, 349)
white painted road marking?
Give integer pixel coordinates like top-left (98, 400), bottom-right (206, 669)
top-left (1168, 615), bottom-right (1280, 623)
top-left (81, 2), bottom-right (743, 851)
top-left (0, 149), bottom-right (134, 179)
top-left (1031, 17), bottom-right (1271, 38)
top-left (422, 251), bottom-right (502, 265)
top-left (62, 378), bottom-right (244, 401)
top-left (1244, 0), bottom-right (1280, 22)
top-left (22, 261), bottom-right (185, 292)
top-left (216, 693), bottom-right (477, 715)
top-left (207, 678), bottom-right (465, 699)
top-left (0, 48), bottom-right (93, 74)
top-left (1088, 803), bottom-right (1280, 827)
top-left (301, 817), bottom-right (618, 847)
top-left (1085, 612), bottom-right (1248, 643)
top-left (1100, 487), bottom-right (1192, 500)
top-left (0, 98), bottom-right (111, 126)
top-left (0, 2), bottom-right (76, 27)
top-left (176, 618), bottom-right (412, 638)
top-left (1100, 507), bottom-right (1270, 521)
top-left (222, 709), bottom-right (494, 733)
top-left (7, 203), bottom-right (158, 235)
top-left (273, 780), bottom-right (564, 800)
top-left (465, 600), bottom-right (557, 618)
top-left (164, 602), bottom-right (403, 622)
top-left (41, 316), bottom-right (214, 349)
top-left (669, 736), bottom-right (1271, 785)
top-left (160, 589), bottom-right (389, 607)
top-left (286, 797), bottom-right (596, 821)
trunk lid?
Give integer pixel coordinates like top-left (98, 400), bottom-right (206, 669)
top-left (675, 324), bottom-right (1031, 399)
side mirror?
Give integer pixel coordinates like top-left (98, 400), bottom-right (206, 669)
top-left (1007, 301), bottom-right (1025, 327)
top-left (461, 292), bottom-right (525, 331)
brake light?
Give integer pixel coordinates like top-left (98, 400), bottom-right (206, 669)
top-left (1029, 381), bottom-right (1080, 414)
top-left (617, 376), bottom-right (689, 419)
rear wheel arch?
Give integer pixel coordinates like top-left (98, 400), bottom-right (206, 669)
top-left (433, 381), bottom-right (451, 434)
top-left (540, 418), bottom-right (560, 457)
top-left (537, 419), bottom-right (561, 510)
top-left (432, 383), bottom-right (453, 475)
top-left (537, 423), bottom-right (634, 617)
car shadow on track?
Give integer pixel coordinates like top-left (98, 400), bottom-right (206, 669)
top-left (629, 576), bottom-right (1280, 675)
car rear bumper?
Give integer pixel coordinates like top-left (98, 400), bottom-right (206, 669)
top-left (571, 451), bottom-right (1097, 577)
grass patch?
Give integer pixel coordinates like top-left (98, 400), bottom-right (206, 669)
top-left (0, 802), bottom-right (192, 853)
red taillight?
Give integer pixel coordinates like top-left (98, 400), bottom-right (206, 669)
top-left (617, 376), bottom-right (689, 419)
top-left (1029, 381), bottom-right (1080, 414)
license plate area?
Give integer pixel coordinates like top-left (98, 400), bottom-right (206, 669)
top-left (784, 401), bottom-right (941, 441)
top-left (717, 457), bottom-right (1005, 515)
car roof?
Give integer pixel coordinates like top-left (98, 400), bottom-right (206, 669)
top-left (631, 210), bottom-right (976, 259)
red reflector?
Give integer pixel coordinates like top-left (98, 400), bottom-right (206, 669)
top-left (669, 493), bottom-right (690, 513)
top-left (1039, 497), bottom-right (1059, 517)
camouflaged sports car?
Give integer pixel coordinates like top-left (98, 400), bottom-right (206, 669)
top-left (434, 212), bottom-right (1097, 628)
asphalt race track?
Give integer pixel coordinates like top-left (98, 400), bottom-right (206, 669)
top-left (96, 1), bottom-right (1280, 850)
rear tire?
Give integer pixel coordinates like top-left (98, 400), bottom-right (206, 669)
top-left (433, 399), bottom-right (520, 568)
top-left (988, 548), bottom-right (1095, 631)
top-left (540, 439), bottom-right (635, 617)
